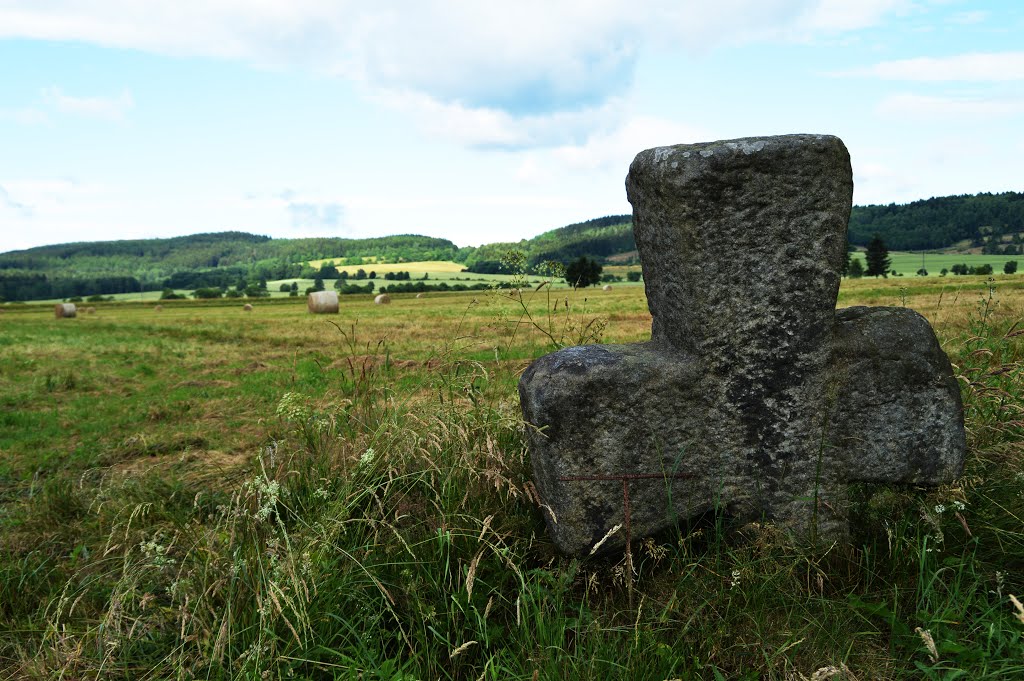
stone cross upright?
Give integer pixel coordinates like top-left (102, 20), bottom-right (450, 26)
top-left (518, 134), bottom-right (966, 555)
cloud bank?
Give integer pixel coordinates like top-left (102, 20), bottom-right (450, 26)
top-left (0, 1), bottom-right (909, 147)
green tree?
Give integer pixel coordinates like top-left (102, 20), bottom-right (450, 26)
top-left (865, 235), bottom-right (891, 278)
top-left (313, 277), bottom-right (324, 292)
top-left (627, 271), bottom-right (642, 282)
top-left (564, 256), bottom-right (603, 288)
top-left (847, 258), bottom-right (865, 278)
top-left (1005, 261), bottom-right (1018, 274)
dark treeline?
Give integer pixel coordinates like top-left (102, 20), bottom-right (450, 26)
top-left (0, 273), bottom-right (142, 302)
top-left (848, 191), bottom-right (1024, 251)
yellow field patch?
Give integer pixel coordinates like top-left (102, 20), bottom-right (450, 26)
top-left (307, 259), bottom-right (467, 275)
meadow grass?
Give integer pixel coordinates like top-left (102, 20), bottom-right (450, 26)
top-left (1, 276), bottom-right (1023, 679)
top-left (850, 252), bottom-right (1020, 277)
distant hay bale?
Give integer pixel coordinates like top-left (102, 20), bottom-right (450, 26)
top-left (415, 293), bottom-right (424, 299)
top-left (602, 284), bottom-right (612, 291)
top-left (154, 305), bottom-right (163, 312)
top-left (307, 290), bottom-right (339, 314)
top-left (86, 306), bottom-right (96, 314)
top-left (243, 303), bottom-right (253, 312)
top-left (374, 293), bottom-right (391, 305)
top-left (54, 303), bottom-right (77, 318)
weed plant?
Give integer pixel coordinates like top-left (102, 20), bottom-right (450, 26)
top-left (0, 279), bottom-right (1023, 678)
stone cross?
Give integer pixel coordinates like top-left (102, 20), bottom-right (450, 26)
top-left (518, 134), bottom-right (966, 555)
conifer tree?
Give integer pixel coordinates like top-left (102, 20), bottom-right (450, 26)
top-left (865, 235), bottom-right (891, 278)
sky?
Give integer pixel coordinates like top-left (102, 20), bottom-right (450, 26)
top-left (1, 1), bottom-right (1022, 253)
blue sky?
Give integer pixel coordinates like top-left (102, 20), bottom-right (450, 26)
top-left (1, 1), bottom-right (1022, 252)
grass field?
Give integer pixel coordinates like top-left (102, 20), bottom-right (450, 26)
top-left (2, 275), bottom-right (1024, 679)
top-left (850, 251), bottom-right (1019, 277)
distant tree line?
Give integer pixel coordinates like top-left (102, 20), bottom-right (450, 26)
top-left (5, 192), bottom-right (1024, 301)
top-left (0, 273), bottom-right (142, 301)
top-left (848, 191), bottom-right (1024, 251)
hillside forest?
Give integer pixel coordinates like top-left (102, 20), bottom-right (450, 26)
top-left (1, 191), bottom-right (1022, 302)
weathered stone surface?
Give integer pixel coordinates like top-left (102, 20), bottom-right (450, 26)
top-left (518, 134), bottom-right (966, 555)
top-left (829, 306), bottom-right (965, 485)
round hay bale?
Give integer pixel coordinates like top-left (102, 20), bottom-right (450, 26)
top-left (54, 303), bottom-right (77, 318)
top-left (374, 293), bottom-right (391, 305)
top-left (415, 292), bottom-right (424, 299)
top-left (602, 284), bottom-right (612, 291)
top-left (307, 290), bottom-right (339, 314)
top-left (243, 303), bottom-right (253, 312)
top-left (154, 305), bottom-right (163, 312)
top-left (86, 306), bottom-right (96, 314)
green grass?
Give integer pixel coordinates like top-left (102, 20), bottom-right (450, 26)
top-left (851, 251), bottom-right (1020, 277)
top-left (1, 279), bottom-right (1023, 678)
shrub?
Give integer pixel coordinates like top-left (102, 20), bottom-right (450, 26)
top-left (160, 288), bottom-right (186, 300)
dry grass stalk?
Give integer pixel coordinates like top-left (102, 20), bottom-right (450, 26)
top-left (307, 290), bottom-right (339, 314)
top-left (54, 303), bottom-right (77, 318)
top-left (449, 640), bottom-right (477, 659)
top-left (1010, 594), bottom-right (1024, 624)
top-left (588, 523), bottom-right (622, 556)
top-left (915, 627), bottom-right (939, 663)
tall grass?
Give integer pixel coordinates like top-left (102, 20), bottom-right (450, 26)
top-left (1, 280), bottom-right (1023, 679)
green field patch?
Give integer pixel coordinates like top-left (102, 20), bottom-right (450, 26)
top-left (851, 250), bottom-right (1021, 276)
top-left (306, 258), bottom-right (466, 274)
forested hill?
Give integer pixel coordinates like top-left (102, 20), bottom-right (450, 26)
top-left (0, 233), bottom-right (460, 301)
top-left (460, 215), bottom-right (634, 273)
top-left (848, 191), bottom-right (1024, 251)
top-left (3, 190), bottom-right (1023, 301)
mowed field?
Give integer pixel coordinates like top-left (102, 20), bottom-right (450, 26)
top-left (305, 259), bottom-right (468, 274)
top-left (2, 277), bottom-right (1024, 679)
top-left (849, 251), bottom-right (1020, 276)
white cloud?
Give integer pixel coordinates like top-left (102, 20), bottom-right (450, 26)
top-left (799, 0), bottom-right (914, 31)
top-left (287, 202), bottom-right (344, 230)
top-left (848, 52), bottom-right (1024, 81)
top-left (0, 107), bottom-right (48, 125)
top-left (0, 184), bottom-right (34, 218)
top-left (0, 0), bottom-right (912, 147)
top-left (851, 159), bottom-right (915, 205)
top-left (948, 11), bottom-right (989, 25)
top-left (376, 90), bottom-right (626, 149)
top-left (41, 87), bottom-right (134, 120)
top-left (877, 93), bottom-right (1024, 119)
top-left (549, 116), bottom-right (710, 172)
top-left (513, 115), bottom-right (708, 191)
